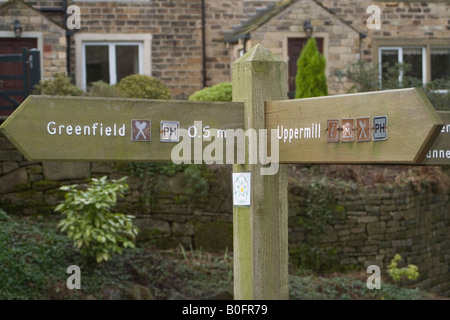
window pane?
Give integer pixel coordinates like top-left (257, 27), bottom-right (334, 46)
top-left (381, 49), bottom-right (398, 82)
top-left (116, 45), bottom-right (139, 83)
top-left (86, 45), bottom-right (109, 87)
top-left (431, 47), bottom-right (450, 81)
top-left (403, 48), bottom-right (422, 83)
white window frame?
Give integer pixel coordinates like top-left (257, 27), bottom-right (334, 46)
top-left (430, 46), bottom-right (450, 93)
top-left (82, 42), bottom-right (143, 89)
top-left (378, 46), bottom-right (427, 88)
top-left (75, 33), bottom-right (152, 91)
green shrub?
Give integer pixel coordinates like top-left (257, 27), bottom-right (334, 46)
top-left (295, 38), bottom-right (328, 98)
top-left (333, 61), bottom-right (449, 110)
top-left (124, 162), bottom-right (209, 208)
top-left (188, 82), bottom-right (232, 102)
top-left (33, 72), bottom-right (84, 96)
top-left (0, 217), bottom-right (74, 299)
top-left (424, 78), bottom-right (450, 111)
top-left (116, 74), bottom-right (172, 100)
top-left (55, 176), bottom-right (139, 263)
top-left (380, 62), bottom-right (423, 90)
top-left (297, 176), bottom-right (336, 236)
top-left (88, 80), bottom-right (123, 97)
top-left (388, 254), bottom-right (420, 282)
top-left (332, 60), bottom-right (380, 93)
top-left (0, 208), bottom-right (10, 221)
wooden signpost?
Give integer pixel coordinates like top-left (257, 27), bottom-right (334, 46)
top-left (0, 44), bottom-right (445, 300)
top-left (265, 88), bottom-right (443, 164)
top-left (0, 96), bottom-right (243, 162)
top-left (421, 111), bottom-right (450, 165)
top-left (231, 44), bottom-right (289, 300)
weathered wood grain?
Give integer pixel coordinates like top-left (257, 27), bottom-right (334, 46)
top-left (0, 95), bottom-right (244, 162)
top-left (266, 87), bottom-right (443, 164)
top-left (421, 111), bottom-right (450, 166)
top-left (232, 43), bottom-right (289, 300)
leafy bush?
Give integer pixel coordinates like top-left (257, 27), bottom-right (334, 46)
top-left (295, 37), bottom-right (328, 98)
top-left (0, 208), bottom-right (10, 221)
top-left (0, 216), bottom-right (439, 300)
top-left (380, 62), bottom-right (423, 90)
top-left (33, 72), bottom-right (84, 96)
top-left (424, 78), bottom-right (450, 111)
top-left (183, 164), bottom-right (209, 197)
top-left (188, 82), bottom-right (232, 102)
top-left (0, 217), bottom-right (74, 299)
top-left (388, 254), bottom-right (420, 282)
top-left (332, 60), bottom-right (380, 93)
top-left (301, 177), bottom-right (335, 234)
top-left (55, 176), bottom-right (139, 263)
top-left (125, 162), bottom-right (209, 208)
top-left (116, 74), bottom-right (172, 100)
top-left (333, 61), bottom-right (449, 110)
top-left (88, 80), bottom-right (123, 98)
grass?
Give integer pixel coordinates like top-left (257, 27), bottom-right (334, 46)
top-left (0, 214), bottom-right (446, 300)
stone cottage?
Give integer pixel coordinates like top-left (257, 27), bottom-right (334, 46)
top-left (0, 0), bottom-right (448, 111)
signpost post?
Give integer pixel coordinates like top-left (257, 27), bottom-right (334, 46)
top-left (231, 44), bottom-right (289, 300)
top-left (0, 44), bottom-right (445, 300)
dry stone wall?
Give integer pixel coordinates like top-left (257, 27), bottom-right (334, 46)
top-left (0, 128), bottom-right (448, 296)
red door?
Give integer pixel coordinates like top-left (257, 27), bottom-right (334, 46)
top-left (0, 38), bottom-right (37, 117)
top-left (288, 38), bottom-right (323, 98)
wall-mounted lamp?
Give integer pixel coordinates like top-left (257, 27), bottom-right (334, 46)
top-left (303, 20), bottom-right (314, 38)
top-left (14, 19), bottom-right (23, 38)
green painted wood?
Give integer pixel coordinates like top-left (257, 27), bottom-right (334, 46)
top-left (421, 111), bottom-right (450, 166)
top-left (232, 44), bottom-right (289, 300)
top-left (0, 95), bottom-right (244, 162)
top-left (265, 88), bottom-right (443, 164)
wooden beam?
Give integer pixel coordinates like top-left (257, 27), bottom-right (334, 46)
top-left (232, 44), bottom-right (289, 299)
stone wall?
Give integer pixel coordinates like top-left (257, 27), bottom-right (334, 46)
top-left (0, 128), bottom-right (448, 296)
top-left (204, 0), bottom-right (278, 86)
top-left (288, 182), bottom-right (449, 296)
top-left (318, 0), bottom-right (450, 60)
top-left (67, 0), bottom-right (204, 99)
top-left (225, 0), bottom-right (450, 94)
top-left (0, 0), bottom-right (291, 97)
top-left (246, 0), bottom-right (361, 95)
top-left (2, 1), bottom-right (449, 97)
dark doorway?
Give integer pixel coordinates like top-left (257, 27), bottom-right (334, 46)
top-left (0, 37), bottom-right (38, 117)
top-left (288, 37), bottom-right (323, 98)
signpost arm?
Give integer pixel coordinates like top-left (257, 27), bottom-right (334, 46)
top-left (231, 44), bottom-right (289, 299)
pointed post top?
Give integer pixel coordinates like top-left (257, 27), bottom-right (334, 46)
top-left (233, 43), bottom-right (284, 70)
